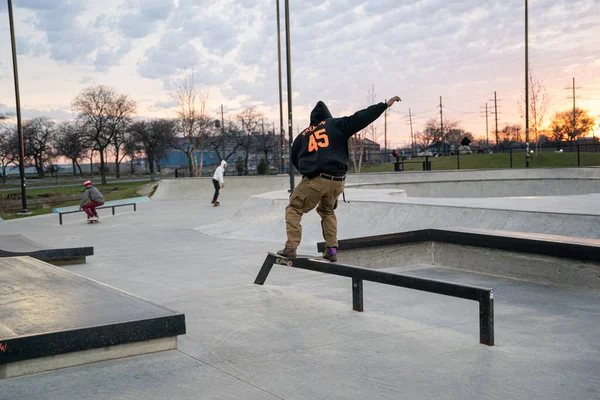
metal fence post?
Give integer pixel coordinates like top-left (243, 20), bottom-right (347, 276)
top-left (352, 278), bottom-right (364, 312)
top-left (510, 148), bottom-right (513, 168)
top-left (479, 290), bottom-right (494, 346)
top-left (456, 151), bottom-right (460, 170)
top-left (577, 143), bottom-right (580, 167)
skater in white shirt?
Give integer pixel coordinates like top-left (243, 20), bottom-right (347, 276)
top-left (211, 160), bottom-right (227, 206)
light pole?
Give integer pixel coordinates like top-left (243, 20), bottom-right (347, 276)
top-left (276, 0), bottom-right (285, 175)
top-left (7, 0), bottom-right (28, 212)
top-left (525, 0), bottom-right (530, 168)
top-left (284, 0), bottom-right (294, 192)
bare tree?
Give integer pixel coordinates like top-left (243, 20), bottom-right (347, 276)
top-left (106, 95), bottom-right (137, 178)
top-left (72, 85), bottom-right (132, 184)
top-left (550, 108), bottom-right (595, 142)
top-left (172, 70), bottom-right (211, 177)
top-left (350, 85), bottom-right (383, 172)
top-left (254, 131), bottom-right (280, 170)
top-left (130, 119), bottom-right (177, 181)
top-left (206, 118), bottom-right (243, 163)
top-left (238, 107), bottom-right (263, 174)
top-left (0, 126), bottom-right (18, 185)
top-left (22, 117), bottom-right (55, 178)
top-left (518, 68), bottom-right (550, 153)
top-left (498, 124), bottom-right (523, 145)
top-left (54, 122), bottom-right (89, 176)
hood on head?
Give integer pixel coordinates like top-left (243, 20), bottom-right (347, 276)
top-left (310, 101), bottom-right (332, 126)
top-left (220, 160), bottom-right (227, 167)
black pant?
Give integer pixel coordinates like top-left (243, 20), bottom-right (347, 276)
top-left (212, 179), bottom-right (220, 202)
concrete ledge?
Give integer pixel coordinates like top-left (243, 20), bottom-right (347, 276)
top-left (0, 234), bottom-right (93, 265)
top-left (336, 242), bottom-right (600, 291)
top-left (323, 229), bottom-right (600, 291)
top-left (0, 336), bottom-right (177, 379)
top-left (319, 228), bottom-right (600, 262)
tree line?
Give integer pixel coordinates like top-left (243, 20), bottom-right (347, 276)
top-left (0, 74), bottom-right (284, 185)
top-left (412, 70), bottom-right (598, 153)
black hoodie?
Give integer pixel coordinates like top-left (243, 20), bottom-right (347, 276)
top-left (291, 101), bottom-right (388, 177)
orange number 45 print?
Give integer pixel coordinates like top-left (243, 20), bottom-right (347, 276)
top-left (308, 129), bottom-right (329, 152)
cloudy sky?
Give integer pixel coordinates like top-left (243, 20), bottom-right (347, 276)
top-left (1, 0), bottom-right (599, 148)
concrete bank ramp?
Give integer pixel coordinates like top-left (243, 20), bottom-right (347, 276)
top-left (195, 189), bottom-right (600, 246)
top-left (153, 167), bottom-right (600, 201)
top-left (152, 176), bottom-right (293, 200)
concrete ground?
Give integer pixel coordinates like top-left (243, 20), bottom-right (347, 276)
top-left (1, 181), bottom-right (599, 399)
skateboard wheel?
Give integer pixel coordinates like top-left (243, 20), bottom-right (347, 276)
top-left (286, 261), bottom-right (293, 267)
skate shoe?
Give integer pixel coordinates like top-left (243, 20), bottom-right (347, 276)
top-left (323, 247), bottom-right (337, 262)
top-left (277, 247), bottom-right (297, 259)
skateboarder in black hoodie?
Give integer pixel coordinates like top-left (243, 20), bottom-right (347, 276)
top-left (278, 96), bottom-right (401, 261)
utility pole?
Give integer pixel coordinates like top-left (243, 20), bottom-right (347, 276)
top-left (525, 0), bottom-right (530, 167)
top-left (284, 0), bottom-right (294, 191)
top-left (220, 104), bottom-right (224, 134)
top-left (573, 77), bottom-right (576, 133)
top-left (276, 0), bottom-right (285, 174)
top-left (221, 104), bottom-right (225, 160)
top-left (566, 77), bottom-right (582, 138)
top-left (261, 118), bottom-right (264, 135)
top-left (493, 91), bottom-right (499, 145)
top-left (480, 103), bottom-right (490, 148)
top-left (407, 109), bottom-right (414, 153)
top-left (485, 103), bottom-right (489, 148)
top-left (7, 0), bottom-right (28, 213)
top-left (439, 96), bottom-right (444, 155)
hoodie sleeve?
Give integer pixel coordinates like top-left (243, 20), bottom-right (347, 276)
top-left (80, 189), bottom-right (90, 207)
top-left (336, 102), bottom-right (388, 138)
top-left (291, 134), bottom-right (302, 171)
top-left (216, 167), bottom-right (224, 184)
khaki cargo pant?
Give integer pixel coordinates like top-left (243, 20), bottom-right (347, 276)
top-left (285, 176), bottom-right (345, 249)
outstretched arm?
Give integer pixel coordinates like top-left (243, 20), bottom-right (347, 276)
top-left (339, 96), bottom-right (401, 137)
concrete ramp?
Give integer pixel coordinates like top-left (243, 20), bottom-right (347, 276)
top-left (0, 234), bottom-right (93, 265)
top-left (153, 176), bottom-right (294, 200)
top-left (155, 168), bottom-right (600, 201)
top-left (196, 189), bottom-right (600, 247)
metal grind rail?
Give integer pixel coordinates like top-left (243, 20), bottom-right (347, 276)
top-left (255, 253), bottom-right (494, 346)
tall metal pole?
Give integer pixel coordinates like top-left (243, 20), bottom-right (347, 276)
top-left (494, 91), bottom-right (499, 145)
top-left (572, 77), bottom-right (576, 137)
top-left (409, 109), bottom-right (414, 153)
top-left (7, 0), bottom-right (28, 212)
top-left (276, 0), bottom-right (285, 174)
top-left (485, 103), bottom-right (489, 148)
top-left (284, 0), bottom-right (294, 191)
top-left (525, 0), bottom-right (530, 168)
top-left (439, 96), bottom-right (444, 155)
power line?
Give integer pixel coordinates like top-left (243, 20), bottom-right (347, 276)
top-left (443, 106), bottom-right (480, 115)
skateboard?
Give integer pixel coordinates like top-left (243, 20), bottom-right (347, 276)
top-left (87, 218), bottom-right (99, 224)
top-left (274, 254), bottom-right (326, 267)
top-left (213, 201), bottom-right (220, 207)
